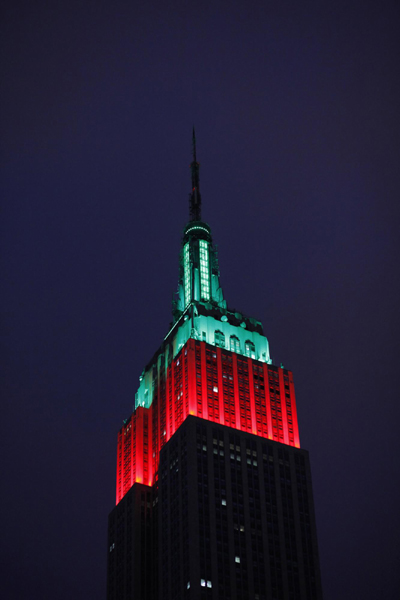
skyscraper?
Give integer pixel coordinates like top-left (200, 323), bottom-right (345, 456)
top-left (107, 132), bottom-right (323, 600)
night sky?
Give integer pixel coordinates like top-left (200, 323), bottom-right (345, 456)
top-left (1, 1), bottom-right (399, 598)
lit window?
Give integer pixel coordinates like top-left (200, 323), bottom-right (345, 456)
top-left (214, 330), bottom-right (225, 348)
top-left (201, 579), bottom-right (206, 587)
top-left (207, 581), bottom-right (212, 588)
top-left (221, 499), bottom-right (226, 506)
top-left (199, 240), bottom-right (210, 300)
top-left (213, 386), bottom-right (218, 393)
top-left (187, 582), bottom-right (190, 589)
top-left (184, 243), bottom-right (191, 306)
top-left (235, 556), bottom-right (241, 563)
top-left (245, 340), bottom-right (256, 358)
top-left (230, 335), bottom-right (240, 353)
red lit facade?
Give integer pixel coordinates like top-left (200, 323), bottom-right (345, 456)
top-left (116, 338), bottom-right (300, 504)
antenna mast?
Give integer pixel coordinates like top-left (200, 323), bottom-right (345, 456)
top-left (189, 127), bottom-right (201, 221)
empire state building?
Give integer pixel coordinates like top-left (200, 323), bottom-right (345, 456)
top-left (107, 131), bottom-right (323, 600)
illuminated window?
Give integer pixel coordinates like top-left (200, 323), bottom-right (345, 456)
top-left (214, 330), bottom-right (225, 348)
top-left (230, 335), bottom-right (240, 353)
top-left (184, 243), bottom-right (191, 306)
top-left (199, 240), bottom-right (210, 300)
top-left (245, 340), bottom-right (256, 359)
top-left (235, 556), bottom-right (241, 563)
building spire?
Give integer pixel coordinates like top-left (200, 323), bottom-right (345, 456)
top-left (189, 127), bottom-right (201, 221)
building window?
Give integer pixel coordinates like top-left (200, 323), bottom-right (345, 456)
top-left (245, 340), bottom-right (256, 359)
top-left (214, 330), bottom-right (225, 348)
top-left (199, 240), bottom-right (210, 300)
top-left (230, 335), bottom-right (240, 353)
top-left (184, 243), bottom-right (191, 306)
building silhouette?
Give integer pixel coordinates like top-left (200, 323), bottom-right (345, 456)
top-left (107, 132), bottom-right (323, 600)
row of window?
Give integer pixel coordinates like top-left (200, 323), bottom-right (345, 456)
top-left (199, 240), bottom-right (210, 301)
top-left (214, 331), bottom-right (256, 357)
top-left (183, 240), bottom-right (211, 306)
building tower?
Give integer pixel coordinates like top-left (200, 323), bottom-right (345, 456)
top-left (107, 132), bottom-right (323, 600)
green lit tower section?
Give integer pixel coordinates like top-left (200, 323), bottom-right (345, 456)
top-left (133, 131), bottom-right (272, 415)
top-left (176, 222), bottom-right (226, 316)
top-left (174, 129), bottom-right (226, 320)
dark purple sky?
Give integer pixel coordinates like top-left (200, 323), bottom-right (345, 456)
top-left (1, 1), bottom-right (399, 598)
